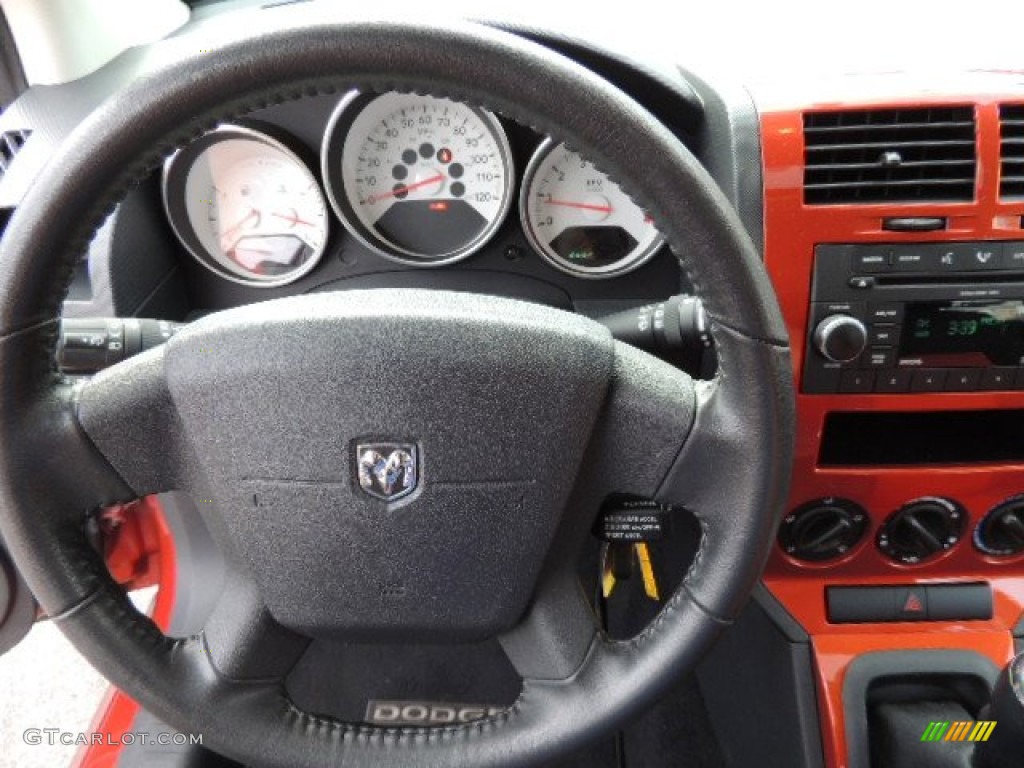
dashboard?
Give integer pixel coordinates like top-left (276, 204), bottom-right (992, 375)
top-left (1, 7), bottom-right (1024, 768)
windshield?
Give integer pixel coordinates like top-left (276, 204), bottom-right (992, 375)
top-left (186, 0), bottom-right (1022, 80)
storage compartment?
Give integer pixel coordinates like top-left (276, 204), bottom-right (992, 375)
top-left (820, 410), bottom-right (1024, 466)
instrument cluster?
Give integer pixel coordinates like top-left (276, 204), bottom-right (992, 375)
top-left (162, 91), bottom-right (665, 287)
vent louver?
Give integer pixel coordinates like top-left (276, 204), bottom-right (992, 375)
top-left (803, 107), bottom-right (976, 205)
top-left (999, 104), bottom-right (1024, 199)
top-left (0, 129), bottom-right (30, 185)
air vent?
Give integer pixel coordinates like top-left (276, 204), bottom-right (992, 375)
top-left (804, 107), bottom-right (976, 205)
top-left (999, 104), bottom-right (1024, 199)
top-left (0, 129), bottom-right (31, 184)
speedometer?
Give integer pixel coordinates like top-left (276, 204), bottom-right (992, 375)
top-left (322, 91), bottom-right (514, 266)
top-left (521, 139), bottom-right (664, 278)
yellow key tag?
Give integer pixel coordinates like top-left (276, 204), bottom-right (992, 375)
top-left (635, 542), bottom-right (660, 601)
top-left (602, 567), bottom-right (617, 599)
top-left (601, 543), bottom-right (659, 601)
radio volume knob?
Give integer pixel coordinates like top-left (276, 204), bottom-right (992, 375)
top-left (813, 314), bottom-right (868, 363)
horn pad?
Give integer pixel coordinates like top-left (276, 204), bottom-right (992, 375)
top-left (164, 290), bottom-right (614, 641)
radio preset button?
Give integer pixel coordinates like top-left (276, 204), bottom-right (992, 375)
top-left (875, 370), bottom-right (912, 393)
top-left (839, 369), bottom-right (875, 393)
top-left (911, 369), bottom-right (947, 392)
top-left (945, 370), bottom-right (981, 391)
top-left (981, 368), bottom-right (1018, 391)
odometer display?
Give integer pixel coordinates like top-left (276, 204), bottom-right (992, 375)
top-left (323, 92), bottom-right (514, 265)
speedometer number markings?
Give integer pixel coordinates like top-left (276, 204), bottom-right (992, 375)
top-left (324, 92), bottom-right (514, 265)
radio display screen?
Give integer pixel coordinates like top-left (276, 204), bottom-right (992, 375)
top-left (900, 300), bottom-right (1024, 367)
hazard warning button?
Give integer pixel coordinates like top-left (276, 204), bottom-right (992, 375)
top-left (894, 587), bottom-right (928, 620)
top-left (826, 583), bottom-right (992, 623)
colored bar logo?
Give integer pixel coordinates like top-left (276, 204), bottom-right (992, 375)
top-left (921, 721), bottom-right (997, 742)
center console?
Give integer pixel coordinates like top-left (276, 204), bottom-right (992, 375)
top-left (754, 79), bottom-right (1024, 768)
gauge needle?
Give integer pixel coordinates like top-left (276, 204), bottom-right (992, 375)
top-left (220, 208), bottom-right (261, 245)
top-left (545, 199), bottom-right (614, 213)
top-left (271, 211), bottom-right (316, 227)
top-left (364, 173), bottom-right (445, 205)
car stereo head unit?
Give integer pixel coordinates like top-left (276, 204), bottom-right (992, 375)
top-left (804, 242), bottom-right (1024, 394)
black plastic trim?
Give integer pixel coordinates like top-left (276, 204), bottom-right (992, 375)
top-left (676, 65), bottom-right (765, 255)
top-left (752, 581), bottom-right (810, 643)
top-left (697, 591), bottom-right (823, 768)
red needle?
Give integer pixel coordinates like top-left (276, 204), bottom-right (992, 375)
top-left (545, 198), bottom-right (613, 214)
top-left (364, 173), bottom-right (445, 205)
top-left (229, 246), bottom-right (274, 256)
top-left (220, 208), bottom-right (260, 242)
top-left (271, 211), bottom-right (315, 227)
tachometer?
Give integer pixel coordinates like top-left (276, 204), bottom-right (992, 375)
top-left (521, 139), bottom-right (664, 278)
top-left (163, 125), bottom-right (328, 286)
top-left (322, 91), bottom-right (514, 265)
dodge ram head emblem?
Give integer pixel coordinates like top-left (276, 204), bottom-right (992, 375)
top-left (356, 443), bottom-right (418, 501)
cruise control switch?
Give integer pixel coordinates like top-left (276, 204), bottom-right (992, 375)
top-left (58, 318), bottom-right (184, 373)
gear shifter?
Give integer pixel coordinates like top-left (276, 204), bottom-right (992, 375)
top-left (973, 653), bottom-right (1024, 767)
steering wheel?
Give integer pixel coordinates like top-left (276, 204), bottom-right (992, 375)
top-left (0, 12), bottom-right (793, 768)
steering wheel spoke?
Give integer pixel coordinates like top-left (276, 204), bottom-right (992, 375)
top-left (500, 565), bottom-right (598, 682)
top-left (201, 568), bottom-right (310, 682)
top-left (77, 344), bottom-right (190, 497)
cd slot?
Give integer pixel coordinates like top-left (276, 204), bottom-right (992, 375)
top-left (874, 273), bottom-right (1024, 286)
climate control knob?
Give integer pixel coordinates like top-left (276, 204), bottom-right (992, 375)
top-left (975, 497), bottom-right (1024, 557)
top-left (813, 314), bottom-right (868, 363)
top-left (878, 497), bottom-right (965, 564)
top-left (779, 497), bottom-right (868, 562)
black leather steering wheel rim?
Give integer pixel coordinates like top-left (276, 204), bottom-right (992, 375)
top-left (0, 12), bottom-right (794, 768)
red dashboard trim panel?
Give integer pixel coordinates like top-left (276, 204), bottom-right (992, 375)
top-left (757, 80), bottom-right (1024, 768)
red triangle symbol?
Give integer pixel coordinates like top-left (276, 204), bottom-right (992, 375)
top-left (904, 593), bottom-right (924, 612)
